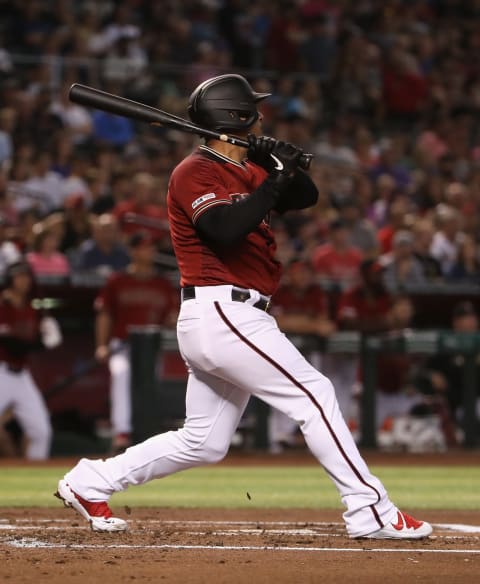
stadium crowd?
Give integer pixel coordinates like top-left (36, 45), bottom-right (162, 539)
top-left (0, 0), bottom-right (479, 455)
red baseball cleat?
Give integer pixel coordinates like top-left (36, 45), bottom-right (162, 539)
top-left (360, 510), bottom-right (432, 539)
top-left (55, 479), bottom-right (127, 532)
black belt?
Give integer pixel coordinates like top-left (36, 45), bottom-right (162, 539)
top-left (182, 286), bottom-right (271, 312)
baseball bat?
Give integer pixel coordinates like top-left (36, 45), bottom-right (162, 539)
top-left (68, 84), bottom-right (314, 170)
top-left (44, 343), bottom-right (127, 400)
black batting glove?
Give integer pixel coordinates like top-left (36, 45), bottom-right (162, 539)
top-left (247, 134), bottom-right (278, 172)
top-left (268, 141), bottom-right (303, 190)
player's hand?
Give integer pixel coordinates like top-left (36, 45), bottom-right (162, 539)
top-left (247, 134), bottom-right (278, 172)
top-left (269, 141), bottom-right (303, 188)
top-left (95, 345), bottom-right (109, 362)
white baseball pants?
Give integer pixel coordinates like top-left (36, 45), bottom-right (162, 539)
top-left (108, 340), bottom-right (131, 435)
top-left (65, 285), bottom-right (397, 537)
top-left (0, 363), bottom-right (52, 459)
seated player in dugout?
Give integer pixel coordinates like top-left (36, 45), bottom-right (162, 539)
top-left (56, 74), bottom-right (432, 540)
top-left (94, 230), bottom-right (178, 454)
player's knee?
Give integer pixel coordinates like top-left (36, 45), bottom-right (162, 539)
top-left (24, 417), bottom-right (52, 445)
top-left (200, 441), bottom-right (229, 464)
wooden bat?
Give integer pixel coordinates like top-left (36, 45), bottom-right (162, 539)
top-left (68, 83), bottom-right (314, 170)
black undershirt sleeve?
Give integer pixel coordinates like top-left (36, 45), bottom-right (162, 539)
top-left (273, 169), bottom-right (319, 214)
top-left (195, 170), bottom-right (318, 246)
top-left (195, 176), bottom-right (280, 246)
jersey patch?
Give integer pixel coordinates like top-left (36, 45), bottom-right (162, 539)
top-left (192, 192), bottom-right (216, 210)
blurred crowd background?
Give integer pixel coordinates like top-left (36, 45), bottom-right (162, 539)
top-left (1, 0), bottom-right (480, 455)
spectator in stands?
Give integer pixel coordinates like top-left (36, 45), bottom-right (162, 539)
top-left (73, 214), bottom-right (130, 276)
top-left (311, 218), bottom-right (362, 291)
top-left (60, 194), bottom-right (92, 253)
top-left (90, 171), bottom-right (130, 216)
top-left (0, 215), bottom-right (20, 276)
top-left (49, 82), bottom-right (93, 145)
top-left (20, 151), bottom-right (65, 213)
top-left (381, 230), bottom-right (427, 291)
top-left (368, 173), bottom-right (396, 229)
top-left (446, 235), bottom-right (480, 285)
top-left (337, 259), bottom-right (392, 334)
top-left (92, 108), bottom-right (134, 150)
top-left (336, 197), bottom-right (378, 258)
top-left (0, 107), bottom-right (15, 172)
top-left (26, 224), bottom-right (70, 278)
top-left (430, 205), bottom-right (465, 275)
top-left (412, 219), bottom-right (443, 282)
top-left (377, 196), bottom-right (412, 254)
top-left (113, 171), bottom-right (169, 243)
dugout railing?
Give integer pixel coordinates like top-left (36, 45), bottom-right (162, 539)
top-left (129, 327), bottom-right (480, 451)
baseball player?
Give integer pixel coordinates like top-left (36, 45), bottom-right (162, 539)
top-left (94, 230), bottom-right (178, 453)
top-left (56, 74), bottom-right (432, 539)
top-left (0, 260), bottom-right (62, 459)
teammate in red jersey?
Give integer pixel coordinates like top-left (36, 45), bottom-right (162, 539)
top-left (0, 261), bottom-right (62, 459)
top-left (56, 74), bottom-right (432, 540)
top-left (94, 230), bottom-right (178, 453)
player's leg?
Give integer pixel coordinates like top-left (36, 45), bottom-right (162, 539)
top-left (12, 370), bottom-right (52, 460)
top-left (109, 342), bottom-right (131, 450)
top-left (206, 302), bottom-right (412, 537)
top-left (62, 368), bottom-right (250, 501)
top-left (0, 365), bottom-right (17, 456)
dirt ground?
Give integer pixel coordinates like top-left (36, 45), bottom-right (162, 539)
top-left (0, 452), bottom-right (479, 583)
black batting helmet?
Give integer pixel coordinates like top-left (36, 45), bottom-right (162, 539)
top-left (187, 74), bottom-right (271, 132)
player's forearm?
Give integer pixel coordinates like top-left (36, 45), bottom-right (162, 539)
top-left (273, 170), bottom-right (319, 214)
top-left (95, 311), bottom-right (112, 349)
top-left (195, 176), bottom-right (281, 245)
top-left (275, 314), bottom-right (333, 336)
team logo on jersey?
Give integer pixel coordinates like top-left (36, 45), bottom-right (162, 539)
top-left (192, 192), bottom-right (216, 209)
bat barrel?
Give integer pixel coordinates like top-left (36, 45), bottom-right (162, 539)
top-left (69, 84), bottom-right (168, 125)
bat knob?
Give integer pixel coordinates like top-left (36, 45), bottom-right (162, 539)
top-left (299, 153), bottom-right (314, 171)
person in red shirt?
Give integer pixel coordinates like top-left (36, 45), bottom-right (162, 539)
top-left (337, 259), bottom-right (392, 333)
top-left (312, 218), bottom-right (363, 291)
top-left (0, 260), bottom-right (62, 459)
top-left (57, 74), bottom-right (432, 540)
top-left (94, 230), bottom-right (178, 453)
top-left (112, 172), bottom-right (169, 245)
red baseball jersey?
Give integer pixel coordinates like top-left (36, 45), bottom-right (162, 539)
top-left (167, 146), bottom-right (282, 296)
top-left (0, 297), bottom-right (40, 368)
top-left (272, 284), bottom-right (327, 317)
top-left (312, 243), bottom-right (362, 288)
top-left (95, 271), bottom-right (178, 340)
top-left (337, 286), bottom-right (391, 323)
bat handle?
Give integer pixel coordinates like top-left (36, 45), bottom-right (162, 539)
top-left (219, 134), bottom-right (314, 171)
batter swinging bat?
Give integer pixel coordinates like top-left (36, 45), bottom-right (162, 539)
top-left (68, 84), bottom-right (314, 170)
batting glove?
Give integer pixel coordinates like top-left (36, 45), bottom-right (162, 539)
top-left (247, 134), bottom-right (278, 172)
top-left (268, 141), bottom-right (304, 189)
